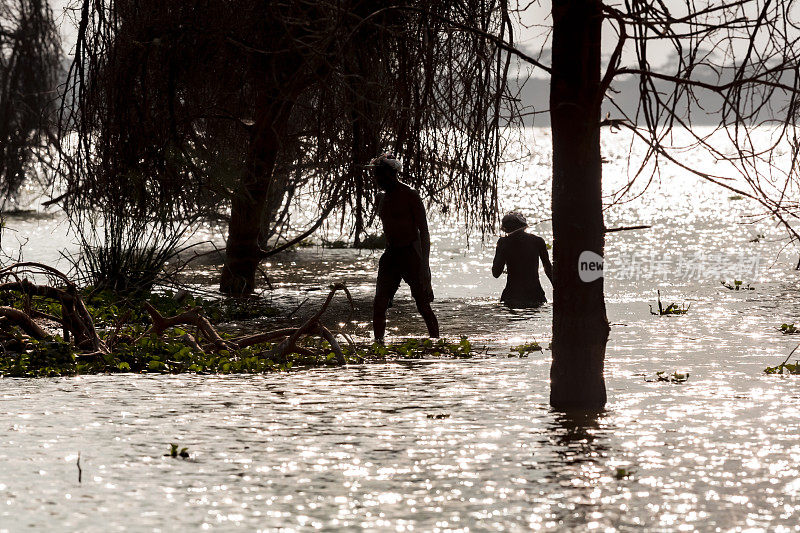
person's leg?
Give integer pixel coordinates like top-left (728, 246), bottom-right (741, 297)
top-left (373, 295), bottom-right (390, 342)
top-left (374, 252), bottom-right (401, 343)
top-left (414, 297), bottom-right (440, 338)
top-left (405, 247), bottom-right (440, 338)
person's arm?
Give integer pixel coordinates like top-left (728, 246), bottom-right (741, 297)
top-left (411, 190), bottom-right (430, 259)
top-left (539, 238), bottom-right (553, 284)
top-left (492, 238), bottom-right (505, 278)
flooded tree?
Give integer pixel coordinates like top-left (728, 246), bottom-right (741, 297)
top-left (548, 0), bottom-right (608, 410)
top-left (0, 0), bottom-right (60, 205)
top-left (544, 0), bottom-right (800, 410)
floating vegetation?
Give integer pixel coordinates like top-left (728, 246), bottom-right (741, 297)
top-left (0, 335), bottom-right (477, 378)
top-left (749, 233), bottom-right (766, 243)
top-left (721, 280), bottom-right (754, 291)
top-left (728, 195), bottom-right (743, 201)
top-left (764, 345), bottom-right (800, 375)
top-left (165, 444), bottom-right (190, 459)
top-left (649, 290), bottom-right (690, 316)
top-left (780, 323), bottom-right (798, 335)
top-left (426, 413), bottom-right (450, 419)
top-left (0, 264), bottom-right (478, 377)
top-left (613, 467), bottom-right (635, 479)
top-left (509, 341), bottom-right (543, 357)
top-left (366, 337), bottom-right (473, 359)
top-left (645, 371), bottom-right (690, 383)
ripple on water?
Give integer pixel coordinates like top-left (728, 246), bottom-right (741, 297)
top-left (3, 127), bottom-right (800, 530)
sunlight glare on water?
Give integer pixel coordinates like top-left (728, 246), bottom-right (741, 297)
top-left (2, 127), bottom-right (800, 530)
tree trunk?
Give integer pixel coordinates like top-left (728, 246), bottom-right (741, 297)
top-left (549, 0), bottom-right (609, 410)
top-left (220, 100), bottom-right (292, 295)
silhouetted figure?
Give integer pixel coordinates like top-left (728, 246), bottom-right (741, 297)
top-left (492, 212), bottom-right (553, 307)
top-left (370, 153), bottom-right (439, 342)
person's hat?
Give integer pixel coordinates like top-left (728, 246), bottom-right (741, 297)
top-left (366, 152), bottom-right (402, 172)
top-left (501, 211), bottom-right (528, 232)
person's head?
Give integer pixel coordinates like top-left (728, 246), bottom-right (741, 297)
top-left (368, 153), bottom-right (402, 191)
top-left (501, 211), bottom-right (528, 233)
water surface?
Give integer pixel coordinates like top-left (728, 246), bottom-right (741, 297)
top-left (2, 128), bottom-right (800, 530)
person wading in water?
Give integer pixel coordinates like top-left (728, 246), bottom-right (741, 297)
top-left (492, 212), bottom-right (553, 307)
top-left (369, 153), bottom-right (439, 343)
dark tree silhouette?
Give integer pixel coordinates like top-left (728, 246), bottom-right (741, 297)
top-left (548, 0), bottom-right (608, 410)
top-left (0, 0), bottom-right (60, 205)
top-left (539, 0), bottom-right (800, 409)
top-left (59, 0), bottom-right (518, 294)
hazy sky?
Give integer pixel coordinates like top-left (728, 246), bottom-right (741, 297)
top-left (49, 0), bottom-right (787, 80)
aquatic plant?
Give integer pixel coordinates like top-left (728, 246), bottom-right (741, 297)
top-left (509, 341), bottom-right (543, 357)
top-left (0, 333), bottom-right (478, 377)
top-left (165, 444), bottom-right (189, 459)
top-left (780, 323), bottom-right (798, 335)
top-left (426, 413), bottom-right (450, 419)
top-left (649, 290), bottom-right (690, 316)
top-left (645, 371), bottom-right (690, 383)
top-left (613, 467), bottom-right (635, 479)
top-left (721, 280), bottom-right (755, 291)
top-left (764, 345), bottom-right (800, 375)
top-left (363, 337), bottom-right (472, 360)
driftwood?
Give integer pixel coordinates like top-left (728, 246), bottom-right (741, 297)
top-left (0, 306), bottom-right (49, 339)
top-left (141, 283), bottom-right (353, 365)
top-left (0, 261), bottom-right (353, 366)
top-left (141, 302), bottom-right (236, 352)
top-left (0, 263), bottom-right (108, 353)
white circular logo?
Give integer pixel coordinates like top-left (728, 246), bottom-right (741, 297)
top-left (578, 251), bottom-right (604, 282)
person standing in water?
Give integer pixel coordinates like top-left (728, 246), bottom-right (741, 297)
top-left (492, 212), bottom-right (553, 307)
top-left (369, 153), bottom-right (439, 343)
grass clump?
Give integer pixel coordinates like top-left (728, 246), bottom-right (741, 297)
top-left (721, 280), bottom-right (754, 291)
top-left (649, 290), bottom-right (690, 316)
top-left (164, 444), bottom-right (190, 459)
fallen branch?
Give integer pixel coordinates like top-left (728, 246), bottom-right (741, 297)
top-left (0, 306), bottom-right (49, 339)
top-left (142, 303), bottom-right (235, 352)
top-left (139, 283), bottom-right (354, 365)
top-left (0, 264), bottom-right (107, 353)
top-left (317, 324), bottom-right (345, 365)
top-left (266, 283), bottom-right (352, 362)
top-left (605, 225), bottom-right (652, 233)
